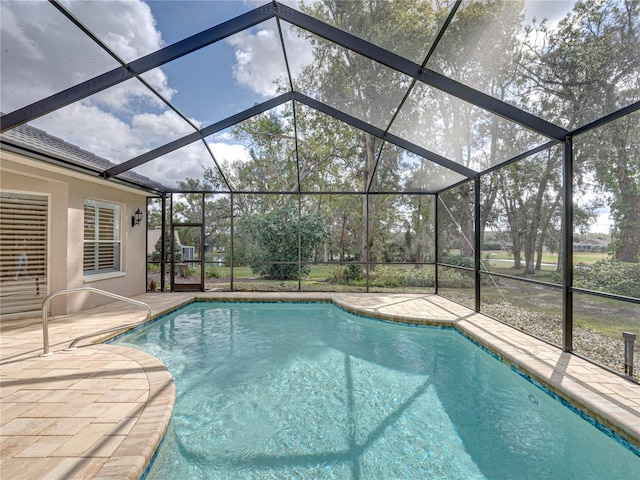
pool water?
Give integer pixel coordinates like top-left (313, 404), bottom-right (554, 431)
top-left (115, 302), bottom-right (640, 479)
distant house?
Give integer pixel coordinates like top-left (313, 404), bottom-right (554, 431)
top-left (574, 238), bottom-right (609, 253)
top-left (146, 228), bottom-right (191, 260)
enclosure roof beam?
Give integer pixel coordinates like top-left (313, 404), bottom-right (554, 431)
top-left (294, 93), bottom-right (477, 179)
top-left (570, 101), bottom-right (640, 138)
top-left (0, 3), bottom-right (276, 133)
top-left (276, 3), bottom-right (569, 142)
top-left (104, 93), bottom-right (293, 178)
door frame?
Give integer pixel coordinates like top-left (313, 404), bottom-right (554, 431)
top-left (171, 222), bottom-right (204, 292)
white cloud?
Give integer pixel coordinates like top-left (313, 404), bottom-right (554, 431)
top-left (32, 102), bottom-right (197, 163)
top-left (524, 0), bottom-right (577, 28)
top-left (2, 0), bottom-right (200, 183)
top-left (226, 19), bottom-right (313, 96)
top-left (61, 0), bottom-right (164, 62)
top-left (1, 0), bottom-right (300, 189)
top-left (207, 141), bottom-right (251, 164)
top-left (132, 110), bottom-right (198, 143)
top-left (134, 142), bottom-right (211, 188)
top-left (32, 102), bottom-right (138, 160)
top-left (228, 25), bottom-right (287, 97)
top-left (1, 0), bottom-right (176, 113)
top-left (0, 5), bottom-right (44, 62)
top-left (1, 1), bottom-right (112, 112)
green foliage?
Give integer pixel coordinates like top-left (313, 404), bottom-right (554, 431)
top-left (242, 203), bottom-right (327, 279)
top-left (440, 253), bottom-right (492, 275)
top-left (205, 265), bottom-right (220, 279)
top-left (369, 266), bottom-right (405, 288)
top-left (183, 265), bottom-right (198, 277)
top-left (438, 268), bottom-right (475, 289)
top-left (403, 267), bottom-right (435, 287)
top-left (328, 265), bottom-right (435, 288)
top-left (329, 264), bottom-right (366, 285)
top-left (574, 259), bottom-right (640, 299)
top-left (440, 253), bottom-right (475, 269)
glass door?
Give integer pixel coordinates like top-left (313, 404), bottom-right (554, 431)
top-left (172, 223), bottom-right (204, 291)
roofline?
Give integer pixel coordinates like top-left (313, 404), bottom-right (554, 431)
top-left (1, 141), bottom-right (165, 196)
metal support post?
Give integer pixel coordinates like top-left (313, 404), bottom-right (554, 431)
top-left (562, 137), bottom-right (574, 351)
top-left (623, 332), bottom-right (636, 376)
top-left (474, 176), bottom-right (481, 312)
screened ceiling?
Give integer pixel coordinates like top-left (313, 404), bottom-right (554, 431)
top-left (1, 0), bottom-right (638, 194)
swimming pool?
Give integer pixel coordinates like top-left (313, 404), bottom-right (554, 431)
top-left (115, 302), bottom-right (639, 479)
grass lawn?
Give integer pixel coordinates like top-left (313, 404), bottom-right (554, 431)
top-left (480, 269), bottom-right (638, 337)
top-left (483, 250), bottom-right (607, 270)
top-left (153, 257), bottom-right (636, 338)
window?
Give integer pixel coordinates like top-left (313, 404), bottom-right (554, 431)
top-left (0, 191), bottom-right (48, 315)
top-left (84, 199), bottom-right (121, 275)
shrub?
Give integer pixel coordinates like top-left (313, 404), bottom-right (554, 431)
top-left (440, 253), bottom-right (489, 272)
top-left (403, 267), bottom-right (435, 287)
top-left (329, 264), bottom-right (366, 285)
top-left (573, 259), bottom-right (640, 298)
top-left (205, 265), bottom-right (220, 278)
top-left (438, 268), bottom-right (475, 288)
top-left (369, 266), bottom-right (404, 288)
top-left (328, 265), bottom-right (435, 289)
top-left (440, 253), bottom-right (474, 269)
top-left (184, 265), bottom-right (198, 277)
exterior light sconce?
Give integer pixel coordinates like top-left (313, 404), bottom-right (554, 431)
top-left (132, 208), bottom-right (143, 227)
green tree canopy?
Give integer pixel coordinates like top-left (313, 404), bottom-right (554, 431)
top-left (240, 203), bottom-right (327, 279)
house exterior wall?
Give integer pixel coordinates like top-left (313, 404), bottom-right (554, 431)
top-left (1, 149), bottom-right (148, 317)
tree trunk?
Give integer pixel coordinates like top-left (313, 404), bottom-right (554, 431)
top-left (612, 131), bottom-right (640, 262)
top-left (614, 200), bottom-right (640, 262)
top-left (459, 183), bottom-right (475, 258)
top-left (537, 192), bottom-right (562, 270)
top-left (512, 237), bottom-right (522, 269)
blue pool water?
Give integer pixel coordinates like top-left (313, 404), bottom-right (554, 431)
top-left (114, 302), bottom-right (640, 479)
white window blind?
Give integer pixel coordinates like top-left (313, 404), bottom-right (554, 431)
top-left (0, 192), bottom-right (48, 315)
top-left (84, 199), bottom-right (121, 275)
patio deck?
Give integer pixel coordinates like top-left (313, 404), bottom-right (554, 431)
top-left (1, 292), bottom-right (639, 479)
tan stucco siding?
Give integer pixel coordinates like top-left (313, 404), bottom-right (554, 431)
top-left (1, 150), bottom-right (149, 316)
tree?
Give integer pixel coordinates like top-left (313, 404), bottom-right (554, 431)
top-left (438, 181), bottom-right (475, 260)
top-left (298, 0), bottom-right (445, 266)
top-left (174, 177), bottom-right (231, 264)
top-left (242, 203), bottom-right (327, 279)
top-left (522, 0), bottom-right (640, 262)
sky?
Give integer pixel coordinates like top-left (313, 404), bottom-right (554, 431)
top-left (0, 0), bottom-right (588, 191)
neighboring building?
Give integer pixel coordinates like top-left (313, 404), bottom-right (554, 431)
top-left (574, 238), bottom-right (610, 253)
top-left (147, 227), bottom-right (185, 259)
top-left (1, 124), bottom-right (161, 319)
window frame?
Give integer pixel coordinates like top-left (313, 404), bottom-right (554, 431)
top-left (83, 198), bottom-right (122, 277)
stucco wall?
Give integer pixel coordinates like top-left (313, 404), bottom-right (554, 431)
top-left (1, 150), bottom-right (149, 316)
